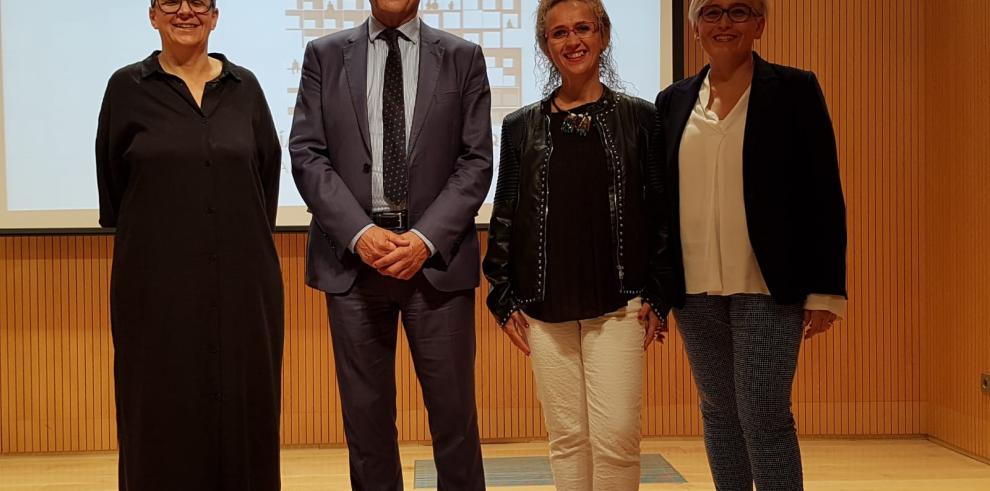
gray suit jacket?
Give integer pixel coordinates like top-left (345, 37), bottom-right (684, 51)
top-left (289, 20), bottom-right (493, 294)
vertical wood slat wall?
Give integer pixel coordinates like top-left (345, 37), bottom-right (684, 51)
top-left (1, 0), bottom-right (986, 459)
top-left (923, 0), bottom-right (990, 462)
top-left (0, 236), bottom-right (116, 453)
top-left (0, 233), bottom-right (700, 453)
top-left (0, 222), bottom-right (925, 454)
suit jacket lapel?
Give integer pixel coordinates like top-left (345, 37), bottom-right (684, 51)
top-left (343, 21), bottom-right (372, 156)
top-left (408, 23), bottom-right (444, 155)
top-left (742, 53), bottom-right (779, 181)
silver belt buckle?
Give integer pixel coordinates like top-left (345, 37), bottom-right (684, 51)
top-left (373, 210), bottom-right (408, 232)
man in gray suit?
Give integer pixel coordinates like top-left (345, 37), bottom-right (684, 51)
top-left (289, 0), bottom-right (491, 489)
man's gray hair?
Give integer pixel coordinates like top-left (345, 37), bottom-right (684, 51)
top-left (150, 0), bottom-right (217, 7)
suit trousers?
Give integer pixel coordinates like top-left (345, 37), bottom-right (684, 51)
top-left (524, 298), bottom-right (645, 491)
top-left (325, 266), bottom-right (485, 491)
top-left (674, 294), bottom-right (805, 491)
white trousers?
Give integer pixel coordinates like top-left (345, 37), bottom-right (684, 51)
top-left (525, 298), bottom-right (644, 491)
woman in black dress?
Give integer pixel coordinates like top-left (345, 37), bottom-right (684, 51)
top-left (96, 1), bottom-right (283, 489)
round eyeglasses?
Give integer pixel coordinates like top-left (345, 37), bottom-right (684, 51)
top-left (546, 22), bottom-right (600, 44)
top-left (154, 0), bottom-right (215, 15)
top-left (698, 4), bottom-right (762, 24)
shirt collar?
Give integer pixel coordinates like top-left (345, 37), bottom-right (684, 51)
top-left (698, 72), bottom-right (712, 110)
top-left (696, 72), bottom-right (751, 125)
top-left (368, 15), bottom-right (420, 45)
top-left (140, 51), bottom-right (242, 82)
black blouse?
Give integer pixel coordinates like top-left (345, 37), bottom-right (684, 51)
top-left (522, 103), bottom-right (632, 323)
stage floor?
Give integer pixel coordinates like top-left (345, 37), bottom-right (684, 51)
top-left (2, 439), bottom-right (989, 490)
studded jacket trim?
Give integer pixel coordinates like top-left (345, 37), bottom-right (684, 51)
top-left (483, 87), bottom-right (664, 326)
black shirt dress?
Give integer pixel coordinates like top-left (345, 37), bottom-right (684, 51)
top-left (96, 52), bottom-right (284, 490)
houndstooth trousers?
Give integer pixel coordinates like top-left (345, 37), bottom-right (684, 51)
top-left (674, 294), bottom-right (805, 491)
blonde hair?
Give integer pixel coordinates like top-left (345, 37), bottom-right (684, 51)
top-left (687, 0), bottom-right (770, 26)
top-left (534, 0), bottom-right (624, 96)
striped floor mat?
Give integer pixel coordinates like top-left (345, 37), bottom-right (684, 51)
top-left (414, 454), bottom-right (686, 488)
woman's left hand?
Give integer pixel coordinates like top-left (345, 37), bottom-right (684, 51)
top-left (803, 310), bottom-right (837, 339)
top-left (638, 303), bottom-right (669, 349)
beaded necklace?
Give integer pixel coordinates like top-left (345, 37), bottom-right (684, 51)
top-left (551, 96), bottom-right (593, 137)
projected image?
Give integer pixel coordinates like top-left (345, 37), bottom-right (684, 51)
top-left (0, 0), bottom-right (664, 226)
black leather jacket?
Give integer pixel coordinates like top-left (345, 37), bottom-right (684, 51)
top-left (483, 88), bottom-right (665, 325)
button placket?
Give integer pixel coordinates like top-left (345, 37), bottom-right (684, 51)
top-left (199, 111), bottom-right (223, 398)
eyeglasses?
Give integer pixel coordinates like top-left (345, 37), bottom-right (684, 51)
top-left (546, 22), bottom-right (599, 44)
top-left (154, 0), bottom-right (215, 15)
top-left (698, 4), bottom-right (762, 24)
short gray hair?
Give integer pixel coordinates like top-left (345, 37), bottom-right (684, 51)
top-left (150, 0), bottom-right (217, 7)
top-left (687, 0), bottom-right (770, 26)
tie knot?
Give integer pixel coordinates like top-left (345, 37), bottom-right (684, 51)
top-left (379, 28), bottom-right (403, 46)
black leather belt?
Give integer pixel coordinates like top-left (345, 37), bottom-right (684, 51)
top-left (371, 210), bottom-right (409, 232)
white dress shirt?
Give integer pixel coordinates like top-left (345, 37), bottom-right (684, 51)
top-left (678, 73), bottom-right (846, 318)
top-left (349, 16), bottom-right (435, 254)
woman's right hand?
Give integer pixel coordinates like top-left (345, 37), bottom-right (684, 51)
top-left (502, 311), bottom-right (531, 356)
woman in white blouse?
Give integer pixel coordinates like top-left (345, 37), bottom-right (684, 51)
top-left (649, 1), bottom-right (846, 489)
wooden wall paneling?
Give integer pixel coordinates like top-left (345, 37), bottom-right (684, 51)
top-left (0, 235), bottom-right (118, 454)
top-left (1, 238), bottom-right (5, 452)
top-left (3, 236), bottom-right (14, 452)
top-left (0, 175), bottom-right (928, 454)
top-left (924, 0), bottom-right (990, 462)
top-left (276, 232), bottom-right (344, 447)
top-left (478, 234), bottom-right (543, 441)
top-left (2, 238), bottom-right (11, 452)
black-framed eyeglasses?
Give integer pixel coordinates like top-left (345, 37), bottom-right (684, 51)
top-left (547, 22), bottom-right (600, 44)
top-left (153, 0), bottom-right (215, 15)
top-left (698, 4), bottom-right (762, 24)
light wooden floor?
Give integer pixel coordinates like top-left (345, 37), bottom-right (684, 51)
top-left (1, 439), bottom-right (989, 490)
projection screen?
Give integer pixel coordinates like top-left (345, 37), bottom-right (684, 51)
top-left (0, 0), bottom-right (678, 231)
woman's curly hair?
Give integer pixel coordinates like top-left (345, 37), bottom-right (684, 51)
top-left (534, 0), bottom-right (625, 96)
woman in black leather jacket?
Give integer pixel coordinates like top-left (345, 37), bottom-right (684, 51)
top-left (482, 0), bottom-right (667, 488)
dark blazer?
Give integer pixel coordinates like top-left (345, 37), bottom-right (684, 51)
top-left (289, 20), bottom-right (493, 294)
top-left (651, 53), bottom-right (847, 314)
